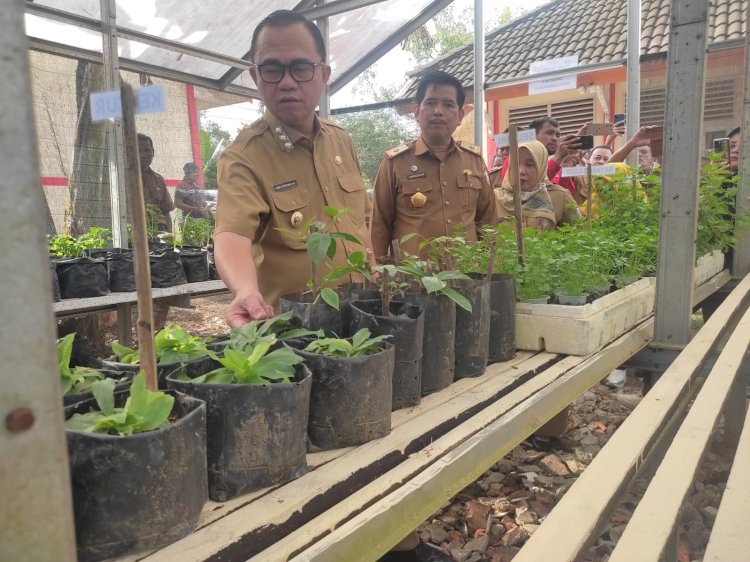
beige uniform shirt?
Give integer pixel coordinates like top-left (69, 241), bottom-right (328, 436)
top-left (370, 137), bottom-right (497, 259)
top-left (215, 112), bottom-right (371, 306)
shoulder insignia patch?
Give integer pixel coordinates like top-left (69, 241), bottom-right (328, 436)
top-left (458, 140), bottom-right (482, 156)
top-left (236, 119), bottom-right (268, 149)
top-left (385, 144), bottom-right (410, 159)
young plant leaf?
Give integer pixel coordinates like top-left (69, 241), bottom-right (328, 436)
top-left (319, 287), bottom-right (340, 310)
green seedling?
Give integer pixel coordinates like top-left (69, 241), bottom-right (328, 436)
top-left (58, 333), bottom-right (106, 396)
top-left (65, 372), bottom-right (174, 436)
top-left (304, 328), bottom-right (390, 357)
top-left (111, 323), bottom-right (210, 365)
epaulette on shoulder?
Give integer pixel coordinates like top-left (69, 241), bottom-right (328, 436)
top-left (458, 140), bottom-right (482, 156)
top-left (385, 143), bottom-right (410, 159)
top-left (235, 119), bottom-right (269, 148)
top-left (319, 116), bottom-right (343, 130)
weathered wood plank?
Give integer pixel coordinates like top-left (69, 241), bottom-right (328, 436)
top-left (291, 319), bottom-right (653, 562)
top-left (137, 352), bottom-right (561, 561)
top-left (515, 273), bottom-right (750, 562)
top-left (703, 398), bottom-right (750, 561)
top-left (609, 305), bottom-right (750, 561)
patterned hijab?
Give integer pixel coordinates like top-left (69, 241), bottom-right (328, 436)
top-left (498, 140), bottom-right (556, 224)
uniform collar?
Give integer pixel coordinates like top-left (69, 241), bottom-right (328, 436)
top-left (415, 135), bottom-right (458, 157)
top-left (264, 111), bottom-right (324, 150)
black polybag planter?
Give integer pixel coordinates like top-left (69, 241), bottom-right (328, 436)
top-left (453, 273), bottom-right (490, 379)
top-left (150, 250), bottom-right (187, 288)
top-left (349, 300), bottom-right (424, 410)
top-left (488, 274), bottom-right (517, 363)
top-left (167, 363), bottom-right (312, 501)
top-left (287, 340), bottom-right (394, 450)
top-left (180, 247), bottom-right (209, 283)
top-left (280, 292), bottom-right (344, 336)
top-left (207, 245), bottom-right (221, 280)
top-left (56, 257), bottom-right (108, 299)
top-left (99, 355), bottom-right (215, 387)
top-left (107, 249), bottom-right (136, 292)
top-left (50, 256), bottom-right (61, 302)
top-left (401, 291), bottom-right (456, 395)
top-left (65, 390), bottom-right (207, 562)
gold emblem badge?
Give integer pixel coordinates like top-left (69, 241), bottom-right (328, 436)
top-left (410, 192), bottom-right (427, 208)
top-left (334, 155), bottom-right (343, 165)
top-left (291, 211), bottom-right (304, 227)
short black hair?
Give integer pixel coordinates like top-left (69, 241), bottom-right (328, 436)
top-left (728, 126), bottom-right (741, 138)
top-left (250, 10), bottom-right (326, 63)
top-left (528, 116), bottom-right (559, 133)
top-left (415, 70), bottom-right (466, 107)
top-left (137, 133), bottom-right (153, 150)
top-left (589, 145), bottom-right (612, 155)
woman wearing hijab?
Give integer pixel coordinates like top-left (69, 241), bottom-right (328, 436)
top-left (495, 140), bottom-right (578, 229)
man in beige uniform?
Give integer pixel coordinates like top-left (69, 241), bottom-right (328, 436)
top-left (215, 10), bottom-right (370, 326)
top-left (370, 70), bottom-right (496, 260)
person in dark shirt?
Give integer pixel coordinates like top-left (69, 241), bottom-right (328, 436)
top-left (138, 133), bottom-right (174, 232)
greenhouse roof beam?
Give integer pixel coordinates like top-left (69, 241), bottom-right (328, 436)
top-left (299, 0), bottom-right (388, 20)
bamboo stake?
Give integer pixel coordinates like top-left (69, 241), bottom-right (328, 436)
top-left (586, 162), bottom-right (593, 230)
top-left (120, 85), bottom-right (158, 391)
top-left (508, 124), bottom-right (525, 266)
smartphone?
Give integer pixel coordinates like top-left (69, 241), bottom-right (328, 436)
top-left (713, 137), bottom-right (730, 162)
top-left (585, 123), bottom-right (614, 136)
top-left (577, 135), bottom-right (595, 150)
top-left (614, 113), bottom-right (626, 124)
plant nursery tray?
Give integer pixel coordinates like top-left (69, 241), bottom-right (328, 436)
top-left (515, 278), bottom-right (656, 356)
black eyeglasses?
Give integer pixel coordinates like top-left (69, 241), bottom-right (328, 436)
top-left (253, 62), bottom-right (324, 83)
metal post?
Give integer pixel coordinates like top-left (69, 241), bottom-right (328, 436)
top-left (316, 1), bottom-right (330, 118)
top-left (625, 0), bottom-right (641, 167)
top-left (101, 0), bottom-right (128, 247)
top-left (473, 0), bottom-right (485, 154)
top-left (654, 0), bottom-right (709, 345)
top-left (0, 2), bottom-right (76, 559)
top-left (734, 0), bottom-right (750, 276)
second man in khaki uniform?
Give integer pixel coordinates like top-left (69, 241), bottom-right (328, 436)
top-left (370, 70), bottom-right (496, 260)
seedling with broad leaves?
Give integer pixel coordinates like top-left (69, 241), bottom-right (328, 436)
top-left (58, 333), bottom-right (106, 396)
top-left (220, 310), bottom-right (323, 352)
top-left (112, 323), bottom-right (210, 365)
top-left (304, 328), bottom-right (390, 357)
top-left (65, 372), bottom-right (174, 436)
top-left (277, 206), bottom-right (367, 311)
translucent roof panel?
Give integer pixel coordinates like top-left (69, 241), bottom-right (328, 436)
top-left (29, 0), bottom-right (440, 92)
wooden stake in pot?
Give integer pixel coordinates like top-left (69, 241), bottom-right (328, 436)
top-left (508, 124), bottom-right (525, 266)
top-left (121, 85), bottom-right (158, 391)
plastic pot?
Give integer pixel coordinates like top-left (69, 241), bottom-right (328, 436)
top-left (280, 292), bottom-right (345, 336)
top-left (107, 248), bottom-right (136, 293)
top-left (557, 293), bottom-right (588, 306)
top-left (349, 300), bottom-right (424, 410)
top-left (167, 362), bottom-right (312, 501)
top-left (50, 256), bottom-right (61, 302)
top-left (56, 257), bottom-right (108, 299)
top-left (150, 250), bottom-right (187, 288)
top-left (453, 273), bottom-right (490, 379)
top-left (180, 247), bottom-right (209, 283)
top-left (65, 390), bottom-right (208, 562)
top-left (488, 273), bottom-right (516, 363)
top-left (287, 341), bottom-right (394, 450)
top-left (401, 291), bottom-right (456, 395)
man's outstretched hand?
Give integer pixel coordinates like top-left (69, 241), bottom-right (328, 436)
top-left (226, 290), bottom-right (274, 327)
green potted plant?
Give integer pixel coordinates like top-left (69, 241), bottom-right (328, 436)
top-left (178, 215), bottom-right (211, 282)
top-left (49, 231), bottom-right (109, 299)
top-left (167, 323), bottom-right (312, 501)
top-left (64, 372), bottom-right (207, 561)
top-left (287, 328), bottom-right (394, 450)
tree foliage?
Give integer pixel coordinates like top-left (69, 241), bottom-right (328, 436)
top-left (199, 118), bottom-right (232, 189)
top-left (334, 109), bottom-right (417, 188)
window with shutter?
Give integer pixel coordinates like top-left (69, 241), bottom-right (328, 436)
top-left (638, 79), bottom-right (735, 126)
top-left (506, 98), bottom-right (594, 134)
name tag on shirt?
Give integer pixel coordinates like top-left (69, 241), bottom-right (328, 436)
top-left (273, 180), bottom-right (298, 192)
top-left (407, 172), bottom-right (426, 180)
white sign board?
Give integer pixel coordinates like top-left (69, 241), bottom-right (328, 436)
top-left (90, 84), bottom-right (166, 122)
top-left (528, 55), bottom-right (579, 96)
top-left (494, 129), bottom-right (536, 148)
top-left (561, 164), bottom-right (617, 178)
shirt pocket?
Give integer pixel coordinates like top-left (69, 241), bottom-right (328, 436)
top-left (270, 187), bottom-right (311, 249)
top-left (336, 173), bottom-right (367, 225)
top-left (456, 174), bottom-right (482, 210)
top-left (400, 180), bottom-right (434, 215)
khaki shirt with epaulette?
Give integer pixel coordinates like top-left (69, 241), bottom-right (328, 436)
top-left (215, 111), bottom-right (371, 307)
top-left (370, 137), bottom-right (497, 259)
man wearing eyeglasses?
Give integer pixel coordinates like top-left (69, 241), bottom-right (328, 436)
top-left (215, 10), bottom-right (372, 325)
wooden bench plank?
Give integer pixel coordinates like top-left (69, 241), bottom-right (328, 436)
top-left (136, 352), bottom-right (561, 561)
top-left (515, 273), bottom-right (750, 562)
top-left (703, 395), bottom-right (750, 561)
top-left (609, 303), bottom-right (750, 561)
top-left (290, 319), bottom-right (653, 562)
